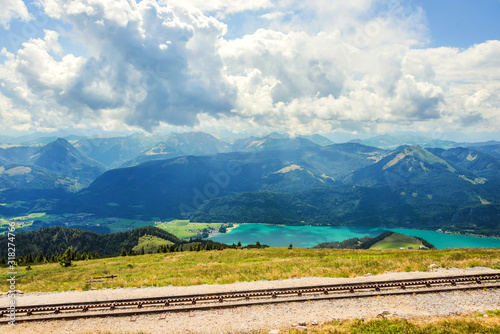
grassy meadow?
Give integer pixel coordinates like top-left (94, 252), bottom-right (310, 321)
top-left (1, 247), bottom-right (499, 293)
top-left (369, 233), bottom-right (425, 250)
top-left (155, 219), bottom-right (222, 239)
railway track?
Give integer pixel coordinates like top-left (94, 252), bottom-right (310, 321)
top-left (1, 272), bottom-right (499, 324)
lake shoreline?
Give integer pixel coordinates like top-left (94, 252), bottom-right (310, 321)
top-left (209, 222), bottom-right (500, 240)
top-left (208, 223), bottom-right (500, 249)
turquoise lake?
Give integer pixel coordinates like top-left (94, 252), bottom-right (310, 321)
top-left (208, 224), bottom-right (500, 249)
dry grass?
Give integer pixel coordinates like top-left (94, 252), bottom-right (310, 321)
top-left (1, 247), bottom-right (499, 293)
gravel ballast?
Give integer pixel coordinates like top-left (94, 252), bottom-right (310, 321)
top-left (1, 267), bottom-right (499, 333)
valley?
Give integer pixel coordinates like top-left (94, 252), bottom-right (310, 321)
top-left (1, 131), bottom-right (499, 241)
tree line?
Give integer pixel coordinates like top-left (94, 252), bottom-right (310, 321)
top-left (0, 225), bottom-right (184, 259)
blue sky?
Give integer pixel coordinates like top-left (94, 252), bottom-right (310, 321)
top-left (0, 0), bottom-right (499, 140)
top-left (417, 0), bottom-right (500, 48)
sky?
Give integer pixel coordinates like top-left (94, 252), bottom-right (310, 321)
top-left (0, 0), bottom-right (499, 141)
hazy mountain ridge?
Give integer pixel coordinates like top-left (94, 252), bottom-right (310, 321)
top-left (56, 142), bottom-right (500, 233)
top-left (0, 132), bottom-right (499, 235)
top-left (73, 137), bottom-right (143, 168)
top-left (351, 134), bottom-right (456, 149)
top-left (30, 138), bottom-right (107, 184)
top-left (0, 138), bottom-right (107, 195)
top-left (429, 147), bottom-right (500, 179)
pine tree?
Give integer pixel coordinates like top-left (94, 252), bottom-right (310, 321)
top-left (59, 247), bottom-right (72, 267)
top-left (140, 246), bottom-right (145, 255)
top-left (25, 253), bottom-right (34, 264)
top-left (288, 243), bottom-right (293, 249)
top-left (35, 251), bottom-right (44, 263)
top-left (128, 248), bottom-right (134, 256)
top-left (121, 247), bottom-right (127, 256)
top-left (204, 243), bottom-right (211, 251)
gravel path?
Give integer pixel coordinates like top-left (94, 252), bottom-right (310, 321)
top-left (2, 267), bottom-right (499, 333)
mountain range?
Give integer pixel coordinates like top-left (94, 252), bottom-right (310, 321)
top-left (1, 131), bottom-right (499, 236)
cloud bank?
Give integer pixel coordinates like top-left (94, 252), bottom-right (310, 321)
top-left (0, 0), bottom-right (499, 137)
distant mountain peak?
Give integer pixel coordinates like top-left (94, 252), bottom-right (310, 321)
top-left (36, 137), bottom-right (80, 157)
top-left (56, 137), bottom-right (70, 144)
top-left (262, 132), bottom-right (290, 140)
top-left (29, 138), bottom-right (106, 188)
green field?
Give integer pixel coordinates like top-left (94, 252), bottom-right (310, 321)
top-left (0, 214), bottom-right (223, 237)
top-left (0, 212), bottom-right (50, 231)
top-left (370, 233), bottom-right (425, 250)
top-left (2, 247), bottom-right (498, 293)
top-left (155, 219), bottom-right (222, 239)
top-left (0, 213), bottom-right (160, 234)
top-left (132, 234), bottom-right (174, 253)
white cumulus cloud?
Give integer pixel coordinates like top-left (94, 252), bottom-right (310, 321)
top-left (0, 0), bottom-right (31, 29)
top-left (0, 0), bottom-right (499, 137)
top-left (0, 0), bottom-right (237, 132)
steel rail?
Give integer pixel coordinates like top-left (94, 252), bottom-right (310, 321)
top-left (0, 274), bottom-right (498, 324)
top-left (4, 272), bottom-right (499, 312)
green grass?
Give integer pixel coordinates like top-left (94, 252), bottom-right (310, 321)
top-left (174, 219), bottom-right (190, 226)
top-left (156, 220), bottom-right (222, 239)
top-left (131, 234), bottom-right (173, 253)
top-left (2, 247), bottom-right (498, 294)
top-left (284, 317), bottom-right (500, 334)
top-left (476, 310), bottom-right (500, 318)
top-left (370, 233), bottom-right (424, 250)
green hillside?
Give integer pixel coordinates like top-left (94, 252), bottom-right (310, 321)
top-left (313, 232), bottom-right (435, 250)
top-left (0, 226), bottom-right (184, 258)
top-left (132, 234), bottom-right (174, 254)
top-left (369, 233), bottom-right (427, 250)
